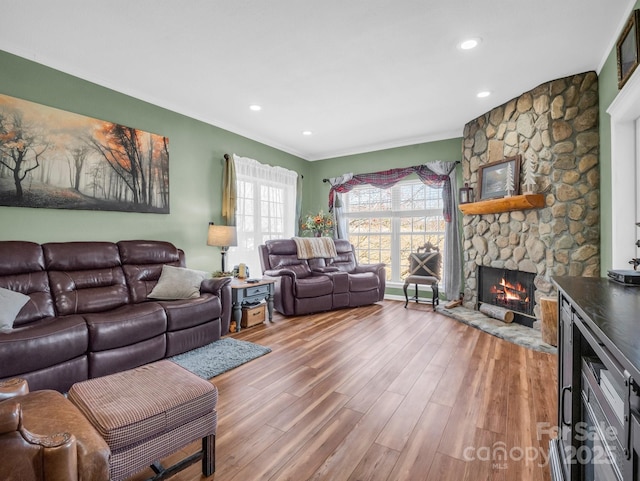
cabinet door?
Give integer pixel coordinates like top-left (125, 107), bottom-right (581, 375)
top-left (557, 295), bottom-right (573, 480)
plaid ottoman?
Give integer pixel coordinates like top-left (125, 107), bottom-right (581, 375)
top-left (68, 360), bottom-right (217, 481)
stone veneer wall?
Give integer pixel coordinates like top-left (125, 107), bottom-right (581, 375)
top-left (461, 71), bottom-right (600, 325)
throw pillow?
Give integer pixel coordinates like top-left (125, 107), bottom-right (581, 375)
top-left (148, 265), bottom-right (211, 300)
top-left (0, 287), bottom-right (30, 332)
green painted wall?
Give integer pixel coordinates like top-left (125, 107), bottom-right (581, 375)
top-left (598, 1), bottom-right (640, 274)
top-left (599, 48), bottom-right (617, 274)
top-left (0, 50), bottom-right (311, 272)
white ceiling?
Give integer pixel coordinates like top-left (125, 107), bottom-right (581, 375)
top-left (0, 0), bottom-right (633, 161)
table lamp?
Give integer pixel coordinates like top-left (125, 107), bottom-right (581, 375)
top-left (207, 223), bottom-right (238, 273)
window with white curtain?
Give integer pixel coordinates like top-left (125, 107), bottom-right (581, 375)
top-left (227, 154), bottom-right (298, 277)
top-left (343, 179), bottom-right (445, 283)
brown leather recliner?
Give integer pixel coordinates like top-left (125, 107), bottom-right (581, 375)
top-left (0, 378), bottom-right (110, 481)
top-left (0, 240), bottom-right (232, 393)
top-left (258, 238), bottom-right (386, 316)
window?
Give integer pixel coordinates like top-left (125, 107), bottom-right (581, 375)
top-left (228, 155), bottom-right (297, 276)
top-left (343, 179), bottom-right (445, 283)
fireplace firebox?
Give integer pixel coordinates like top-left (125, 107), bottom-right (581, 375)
top-left (477, 266), bottom-right (536, 327)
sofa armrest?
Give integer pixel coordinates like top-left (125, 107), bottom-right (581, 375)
top-left (0, 378), bottom-right (29, 402)
top-left (0, 400), bottom-right (20, 433)
top-left (263, 268), bottom-right (297, 279)
top-left (200, 277), bottom-right (232, 335)
top-left (0, 401), bottom-right (79, 481)
top-left (353, 263), bottom-right (386, 274)
top-left (200, 276), bottom-right (232, 295)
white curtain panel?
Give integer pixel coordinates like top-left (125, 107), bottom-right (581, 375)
top-left (228, 154), bottom-right (298, 276)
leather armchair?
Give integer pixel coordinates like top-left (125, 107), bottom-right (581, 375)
top-left (0, 379), bottom-right (110, 481)
top-left (0, 400), bottom-right (78, 481)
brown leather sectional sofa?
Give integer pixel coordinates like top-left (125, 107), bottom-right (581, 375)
top-left (0, 240), bottom-right (231, 393)
top-left (259, 238), bottom-right (385, 316)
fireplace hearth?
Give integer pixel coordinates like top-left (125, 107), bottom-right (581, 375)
top-left (477, 266), bottom-right (536, 327)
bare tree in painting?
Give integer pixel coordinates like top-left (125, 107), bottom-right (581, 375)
top-left (160, 137), bottom-right (169, 208)
top-left (0, 111), bottom-right (49, 200)
top-left (86, 161), bottom-right (105, 199)
top-left (88, 123), bottom-right (169, 209)
top-left (67, 145), bottom-right (90, 191)
top-left (89, 124), bottom-right (147, 205)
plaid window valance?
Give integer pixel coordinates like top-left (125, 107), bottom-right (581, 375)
top-left (328, 165), bottom-right (453, 222)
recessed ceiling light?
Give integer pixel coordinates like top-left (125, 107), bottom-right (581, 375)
top-left (477, 91), bottom-right (491, 98)
top-left (459, 38), bottom-right (481, 50)
top-left (302, 130), bottom-right (313, 136)
top-left (249, 104), bottom-right (262, 111)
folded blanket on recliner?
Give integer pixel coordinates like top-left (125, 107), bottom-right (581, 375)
top-left (293, 237), bottom-right (338, 259)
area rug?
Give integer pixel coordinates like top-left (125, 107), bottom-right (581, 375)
top-left (169, 338), bottom-right (271, 379)
top-left (436, 305), bottom-right (557, 354)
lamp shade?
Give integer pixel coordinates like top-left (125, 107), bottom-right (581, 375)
top-left (207, 223), bottom-right (238, 247)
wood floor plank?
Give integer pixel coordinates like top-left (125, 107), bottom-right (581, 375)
top-left (386, 341), bottom-right (439, 396)
top-left (344, 339), bottom-right (433, 413)
top-left (425, 452), bottom-right (468, 481)
top-left (228, 391), bottom-right (350, 481)
top-left (387, 401), bottom-right (452, 481)
top-left (267, 369), bottom-right (358, 431)
top-left (504, 345), bottom-right (548, 481)
top-left (476, 338), bottom-right (509, 434)
top-left (212, 424), bottom-right (284, 479)
top-left (266, 407), bottom-right (363, 481)
top-left (215, 391), bottom-right (296, 448)
top-left (428, 325), bottom-right (487, 408)
top-left (306, 390), bottom-right (405, 481)
top-left (122, 300), bottom-right (557, 481)
top-left (346, 443), bottom-right (401, 481)
top-left (375, 362), bottom-right (446, 451)
top-left (461, 428), bottom-right (507, 481)
top-left (435, 333), bottom-right (493, 460)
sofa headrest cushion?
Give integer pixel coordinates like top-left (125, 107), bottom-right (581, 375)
top-left (265, 239), bottom-right (297, 255)
top-left (0, 241), bottom-right (44, 276)
top-left (118, 240), bottom-right (181, 265)
top-left (43, 242), bottom-right (121, 270)
top-left (333, 239), bottom-right (354, 254)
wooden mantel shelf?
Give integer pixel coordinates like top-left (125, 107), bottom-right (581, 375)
top-left (459, 194), bottom-right (544, 215)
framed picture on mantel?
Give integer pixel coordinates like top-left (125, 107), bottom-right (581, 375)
top-left (478, 156), bottom-right (520, 200)
top-left (617, 9), bottom-right (640, 89)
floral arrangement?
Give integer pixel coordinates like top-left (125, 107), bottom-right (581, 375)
top-left (302, 210), bottom-right (334, 237)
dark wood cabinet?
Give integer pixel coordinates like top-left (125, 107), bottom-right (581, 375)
top-left (551, 277), bottom-right (640, 481)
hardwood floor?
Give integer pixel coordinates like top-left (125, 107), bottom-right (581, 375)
top-left (127, 300), bottom-right (558, 481)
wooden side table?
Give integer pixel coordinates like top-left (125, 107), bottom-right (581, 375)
top-left (230, 278), bottom-right (275, 332)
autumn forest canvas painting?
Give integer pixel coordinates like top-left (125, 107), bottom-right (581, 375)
top-left (0, 93), bottom-right (169, 213)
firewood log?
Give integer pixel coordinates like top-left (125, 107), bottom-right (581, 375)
top-left (479, 303), bottom-right (514, 323)
top-left (540, 297), bottom-right (558, 346)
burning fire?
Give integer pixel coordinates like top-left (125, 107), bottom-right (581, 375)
top-left (490, 277), bottom-right (529, 303)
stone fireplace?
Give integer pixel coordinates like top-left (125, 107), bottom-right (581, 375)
top-left (461, 71), bottom-right (600, 327)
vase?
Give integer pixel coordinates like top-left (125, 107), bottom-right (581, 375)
top-left (314, 232), bottom-right (322, 237)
